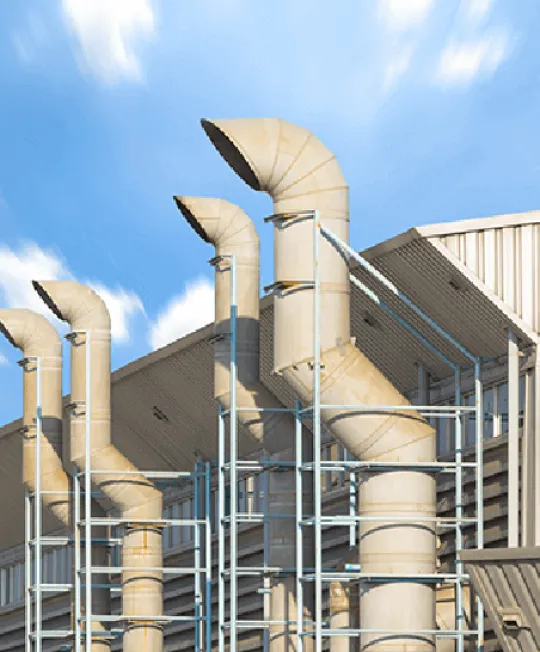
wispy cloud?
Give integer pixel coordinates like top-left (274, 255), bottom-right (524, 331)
top-left (0, 353), bottom-right (8, 367)
top-left (437, 30), bottom-right (508, 85)
top-left (382, 45), bottom-right (415, 92)
top-left (62, 0), bottom-right (155, 83)
top-left (89, 283), bottom-right (145, 343)
top-left (379, 0), bottom-right (434, 31)
top-left (0, 242), bottom-right (144, 344)
top-left (11, 13), bottom-right (49, 64)
top-left (149, 278), bottom-right (214, 350)
top-left (463, 0), bottom-right (495, 25)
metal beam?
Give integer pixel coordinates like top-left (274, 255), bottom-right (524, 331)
top-left (508, 330), bottom-right (520, 548)
top-left (535, 348), bottom-right (540, 545)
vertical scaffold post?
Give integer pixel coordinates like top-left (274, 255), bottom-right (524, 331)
top-left (295, 399), bottom-right (304, 652)
top-left (263, 452), bottom-right (270, 652)
top-left (85, 332), bottom-right (92, 650)
top-left (74, 466), bottom-right (82, 652)
top-left (195, 460), bottom-right (202, 652)
top-left (312, 211), bottom-right (323, 652)
top-left (35, 358), bottom-right (42, 652)
top-left (25, 487), bottom-right (32, 652)
top-left (454, 368), bottom-right (464, 652)
top-left (474, 361), bottom-right (484, 651)
top-left (205, 461), bottom-right (212, 652)
top-left (218, 404), bottom-right (225, 652)
top-left (229, 254), bottom-right (238, 652)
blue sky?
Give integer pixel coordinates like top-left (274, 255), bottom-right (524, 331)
top-left (0, 0), bottom-right (538, 425)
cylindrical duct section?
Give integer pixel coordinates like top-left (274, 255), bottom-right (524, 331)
top-left (0, 310), bottom-right (70, 523)
top-left (202, 118), bottom-right (437, 652)
top-left (32, 282), bottom-right (164, 652)
top-left (330, 580), bottom-right (358, 652)
top-left (175, 196), bottom-right (314, 652)
top-left (0, 309), bottom-right (110, 651)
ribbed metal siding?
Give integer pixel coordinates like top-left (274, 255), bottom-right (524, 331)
top-left (436, 224), bottom-right (540, 332)
top-left (462, 547), bottom-right (540, 652)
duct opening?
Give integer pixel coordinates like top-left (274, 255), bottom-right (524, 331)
top-left (32, 281), bottom-right (64, 321)
top-left (174, 196), bottom-right (212, 243)
top-left (201, 119), bottom-right (261, 191)
top-left (0, 322), bottom-right (16, 348)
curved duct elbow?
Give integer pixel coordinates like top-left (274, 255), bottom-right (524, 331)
top-left (176, 197), bottom-right (315, 652)
top-left (0, 309), bottom-right (69, 525)
top-left (33, 280), bottom-right (110, 331)
top-left (33, 281), bottom-right (163, 652)
top-left (175, 196), bottom-right (294, 455)
top-left (174, 196), bottom-right (260, 391)
top-left (203, 118), bottom-right (436, 651)
top-left (201, 118), bottom-right (350, 371)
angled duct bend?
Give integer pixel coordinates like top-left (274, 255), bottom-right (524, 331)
top-left (32, 282), bottom-right (163, 652)
top-left (0, 309), bottom-right (69, 524)
top-left (0, 309), bottom-right (110, 651)
top-left (175, 196), bottom-right (314, 652)
top-left (202, 118), bottom-right (437, 651)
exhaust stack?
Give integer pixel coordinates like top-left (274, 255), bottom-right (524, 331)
top-left (202, 118), bottom-right (437, 651)
top-left (0, 309), bottom-right (110, 651)
top-left (33, 282), bottom-right (164, 652)
top-left (175, 196), bottom-right (314, 652)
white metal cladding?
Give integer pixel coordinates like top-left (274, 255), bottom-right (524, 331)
top-left (428, 219), bottom-right (540, 333)
top-left (461, 547), bottom-right (540, 652)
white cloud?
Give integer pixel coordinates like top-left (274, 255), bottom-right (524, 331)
top-left (463, 0), bottom-right (494, 24)
top-left (90, 284), bottom-right (145, 344)
top-left (437, 31), bottom-right (508, 85)
top-left (0, 243), bottom-right (69, 316)
top-left (383, 46), bottom-right (415, 92)
top-left (62, 0), bottom-right (155, 83)
top-left (149, 278), bottom-right (214, 350)
top-left (0, 353), bottom-right (8, 366)
top-left (379, 0), bottom-right (434, 31)
top-left (0, 242), bottom-right (143, 344)
top-left (11, 13), bottom-right (48, 64)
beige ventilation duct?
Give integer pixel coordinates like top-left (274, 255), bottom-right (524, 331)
top-left (0, 309), bottom-right (110, 651)
top-left (174, 196), bottom-right (313, 652)
top-left (0, 309), bottom-right (69, 524)
top-left (202, 118), bottom-right (437, 651)
top-left (32, 282), bottom-right (164, 652)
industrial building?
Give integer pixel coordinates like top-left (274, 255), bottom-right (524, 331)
top-left (0, 118), bottom-right (538, 652)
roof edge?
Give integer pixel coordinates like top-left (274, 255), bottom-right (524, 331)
top-left (417, 209), bottom-right (540, 239)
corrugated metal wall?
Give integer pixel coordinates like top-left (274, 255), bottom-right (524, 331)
top-left (434, 224), bottom-right (540, 332)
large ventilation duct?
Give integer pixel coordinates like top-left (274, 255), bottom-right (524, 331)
top-left (0, 309), bottom-right (110, 651)
top-left (174, 196), bottom-right (314, 652)
top-left (202, 118), bottom-right (437, 652)
top-left (0, 309), bottom-right (70, 524)
top-left (32, 282), bottom-right (164, 652)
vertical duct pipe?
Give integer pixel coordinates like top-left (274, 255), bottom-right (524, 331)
top-left (174, 196), bottom-right (314, 652)
top-left (32, 282), bottom-right (164, 652)
top-left (202, 118), bottom-right (437, 652)
top-left (0, 309), bottom-right (110, 651)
